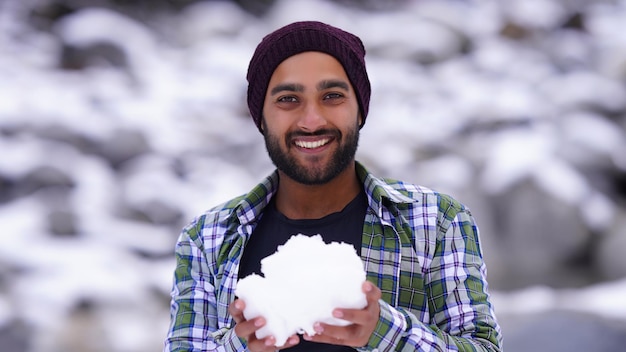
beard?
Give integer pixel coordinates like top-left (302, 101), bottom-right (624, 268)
top-left (263, 121), bottom-right (360, 186)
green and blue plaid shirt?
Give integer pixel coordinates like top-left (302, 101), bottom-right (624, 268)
top-left (164, 162), bottom-right (502, 351)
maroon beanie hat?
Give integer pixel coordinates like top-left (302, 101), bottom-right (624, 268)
top-left (246, 21), bottom-right (371, 133)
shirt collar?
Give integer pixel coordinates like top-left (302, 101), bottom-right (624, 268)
top-left (232, 161), bottom-right (417, 226)
top-left (356, 161), bottom-right (416, 203)
top-left (234, 170), bottom-right (279, 226)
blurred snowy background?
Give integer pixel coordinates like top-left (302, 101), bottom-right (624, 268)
top-left (1, 0), bottom-right (626, 351)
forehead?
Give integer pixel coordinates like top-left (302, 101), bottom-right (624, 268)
top-left (269, 51), bottom-right (350, 84)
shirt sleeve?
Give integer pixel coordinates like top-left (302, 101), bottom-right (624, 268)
top-left (357, 209), bottom-right (502, 352)
top-left (163, 225), bottom-right (247, 352)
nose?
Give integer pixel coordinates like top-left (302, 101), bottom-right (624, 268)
top-left (297, 102), bottom-right (327, 132)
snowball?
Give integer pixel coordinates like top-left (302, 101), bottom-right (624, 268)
top-left (235, 234), bottom-right (367, 346)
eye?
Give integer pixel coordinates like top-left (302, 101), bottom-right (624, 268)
top-left (277, 95), bottom-right (298, 103)
top-left (323, 92), bottom-right (344, 103)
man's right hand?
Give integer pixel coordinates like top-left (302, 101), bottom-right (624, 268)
top-left (228, 298), bottom-right (300, 351)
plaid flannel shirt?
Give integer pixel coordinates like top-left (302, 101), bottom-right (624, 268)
top-left (164, 162), bottom-right (502, 351)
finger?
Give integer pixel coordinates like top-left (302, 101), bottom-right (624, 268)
top-left (246, 335), bottom-right (277, 352)
top-left (257, 335), bottom-right (301, 352)
top-left (234, 316), bottom-right (266, 340)
top-left (302, 330), bottom-right (336, 345)
top-left (312, 319), bottom-right (375, 348)
top-left (228, 299), bottom-right (246, 323)
top-left (333, 282), bottom-right (382, 324)
top-left (247, 333), bottom-right (300, 352)
top-left (332, 306), bottom-right (378, 328)
top-left (302, 325), bottom-right (354, 347)
top-left (277, 334), bottom-right (300, 350)
top-left (318, 322), bottom-right (355, 341)
top-left (363, 281), bottom-right (382, 302)
top-left (244, 331), bottom-right (285, 352)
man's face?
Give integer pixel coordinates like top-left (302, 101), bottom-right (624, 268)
top-left (261, 52), bottom-right (361, 185)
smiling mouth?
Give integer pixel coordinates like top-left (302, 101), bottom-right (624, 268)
top-left (294, 138), bottom-right (330, 149)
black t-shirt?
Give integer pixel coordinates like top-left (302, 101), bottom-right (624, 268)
top-left (238, 189), bottom-right (368, 351)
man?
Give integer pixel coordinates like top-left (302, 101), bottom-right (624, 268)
top-left (164, 21), bottom-right (502, 352)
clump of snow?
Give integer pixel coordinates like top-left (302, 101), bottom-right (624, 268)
top-left (235, 234), bottom-right (367, 346)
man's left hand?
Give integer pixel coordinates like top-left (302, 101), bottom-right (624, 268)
top-left (302, 281), bottom-right (381, 347)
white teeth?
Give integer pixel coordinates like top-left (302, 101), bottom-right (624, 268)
top-left (295, 139), bottom-right (329, 149)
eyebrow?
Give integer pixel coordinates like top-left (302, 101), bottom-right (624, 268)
top-left (269, 79), bottom-right (351, 96)
top-left (317, 79), bottom-right (350, 92)
top-left (270, 83), bottom-right (304, 96)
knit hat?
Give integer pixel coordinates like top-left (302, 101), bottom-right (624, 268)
top-left (246, 21), bottom-right (371, 133)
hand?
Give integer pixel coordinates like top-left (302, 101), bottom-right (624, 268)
top-left (302, 281), bottom-right (382, 347)
top-left (228, 298), bottom-right (300, 351)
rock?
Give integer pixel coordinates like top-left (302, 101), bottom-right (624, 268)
top-left (121, 199), bottom-right (183, 227)
top-left (0, 173), bottom-right (16, 204)
top-left (31, 123), bottom-right (97, 155)
top-left (47, 208), bottom-right (78, 237)
top-left (594, 210), bottom-right (626, 281)
top-left (0, 320), bottom-right (30, 352)
top-left (59, 42), bottom-right (129, 70)
top-left (365, 15), bottom-right (468, 64)
top-left (16, 165), bottom-right (75, 199)
top-left (93, 129), bottom-right (151, 169)
top-left (52, 300), bottom-right (111, 352)
top-left (488, 178), bottom-right (592, 289)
